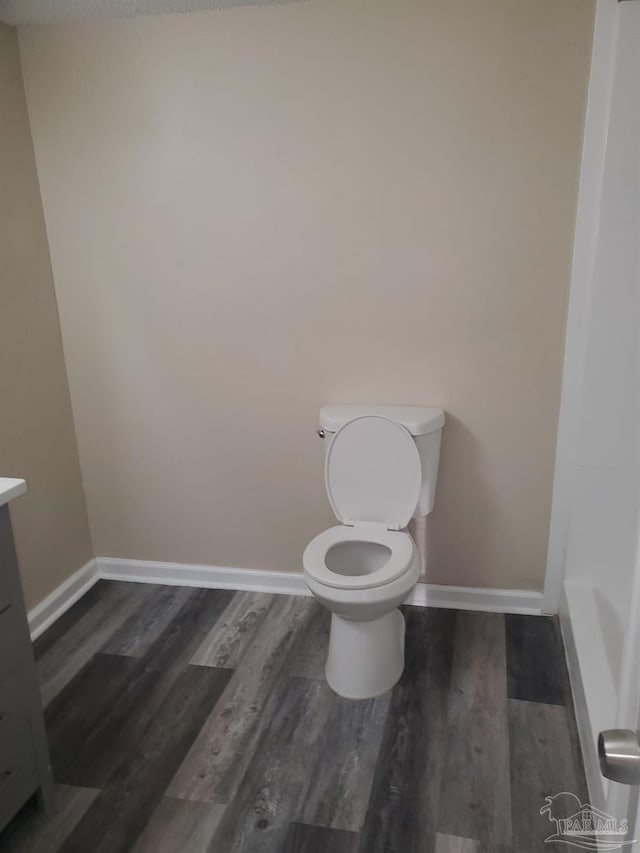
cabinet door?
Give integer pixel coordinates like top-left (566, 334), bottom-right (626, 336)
top-left (0, 665), bottom-right (39, 833)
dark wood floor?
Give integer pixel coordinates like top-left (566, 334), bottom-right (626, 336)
top-left (0, 581), bottom-right (587, 852)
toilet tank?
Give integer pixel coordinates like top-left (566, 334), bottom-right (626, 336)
top-left (318, 404), bottom-right (445, 518)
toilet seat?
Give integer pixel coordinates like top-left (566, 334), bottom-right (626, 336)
top-left (325, 416), bottom-right (422, 530)
top-left (305, 416), bottom-right (422, 592)
top-left (303, 525), bottom-right (415, 590)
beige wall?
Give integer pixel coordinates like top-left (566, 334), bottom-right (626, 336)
top-left (0, 23), bottom-right (92, 608)
top-left (19, 0), bottom-right (593, 590)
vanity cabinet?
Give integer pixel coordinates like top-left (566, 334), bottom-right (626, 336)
top-left (0, 481), bottom-right (53, 833)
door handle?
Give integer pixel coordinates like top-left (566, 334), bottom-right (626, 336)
top-left (599, 729), bottom-right (640, 785)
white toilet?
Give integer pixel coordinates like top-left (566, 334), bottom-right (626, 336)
top-left (303, 404), bottom-right (445, 700)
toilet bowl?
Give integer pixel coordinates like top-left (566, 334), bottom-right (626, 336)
top-left (304, 525), bottom-right (420, 699)
top-left (303, 412), bottom-right (439, 700)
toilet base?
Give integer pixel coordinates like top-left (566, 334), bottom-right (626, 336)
top-left (325, 609), bottom-right (405, 700)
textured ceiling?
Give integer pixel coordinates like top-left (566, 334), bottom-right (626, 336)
top-left (0, 0), bottom-right (305, 26)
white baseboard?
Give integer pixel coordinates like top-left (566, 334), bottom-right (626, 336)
top-left (28, 556), bottom-right (545, 640)
top-left (28, 558), bottom-right (99, 640)
top-left (97, 556), bottom-right (543, 614)
top-left (407, 582), bottom-right (544, 614)
top-left (97, 557), bottom-right (312, 597)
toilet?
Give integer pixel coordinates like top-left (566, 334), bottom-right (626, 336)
top-left (303, 405), bottom-right (445, 700)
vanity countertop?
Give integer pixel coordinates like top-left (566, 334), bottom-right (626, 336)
top-left (0, 478), bottom-right (27, 508)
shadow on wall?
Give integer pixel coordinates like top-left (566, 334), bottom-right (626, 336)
top-left (410, 414), bottom-right (499, 587)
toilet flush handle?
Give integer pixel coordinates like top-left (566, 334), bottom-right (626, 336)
top-left (317, 429), bottom-right (325, 439)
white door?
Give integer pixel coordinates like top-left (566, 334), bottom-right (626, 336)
top-left (574, 0), bottom-right (640, 849)
top-left (596, 0), bottom-right (640, 837)
top-left (557, 0), bottom-right (640, 847)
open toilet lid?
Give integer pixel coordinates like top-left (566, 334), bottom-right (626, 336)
top-left (325, 415), bottom-right (422, 530)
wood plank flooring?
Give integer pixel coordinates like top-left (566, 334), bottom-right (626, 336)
top-left (0, 581), bottom-right (587, 852)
